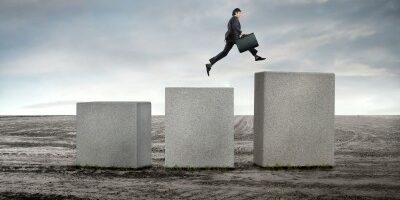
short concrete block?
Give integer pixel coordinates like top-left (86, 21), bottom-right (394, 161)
top-left (165, 87), bottom-right (234, 168)
top-left (253, 71), bottom-right (335, 167)
top-left (76, 101), bottom-right (151, 168)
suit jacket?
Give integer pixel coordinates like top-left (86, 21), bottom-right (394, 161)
top-left (225, 16), bottom-right (242, 42)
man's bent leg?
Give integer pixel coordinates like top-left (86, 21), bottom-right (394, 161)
top-left (209, 41), bottom-right (235, 65)
top-left (249, 48), bottom-right (258, 57)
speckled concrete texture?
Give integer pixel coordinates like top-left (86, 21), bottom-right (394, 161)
top-left (254, 71), bottom-right (335, 167)
top-left (165, 88), bottom-right (234, 168)
top-left (76, 102), bottom-right (151, 168)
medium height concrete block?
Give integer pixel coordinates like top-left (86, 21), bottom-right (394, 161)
top-left (76, 101), bottom-right (151, 168)
top-left (165, 87), bottom-right (234, 168)
top-left (254, 71), bottom-right (335, 167)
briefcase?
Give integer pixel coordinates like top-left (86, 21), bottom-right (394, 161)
top-left (236, 33), bottom-right (259, 53)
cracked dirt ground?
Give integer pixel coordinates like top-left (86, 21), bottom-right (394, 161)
top-left (0, 115), bottom-right (399, 199)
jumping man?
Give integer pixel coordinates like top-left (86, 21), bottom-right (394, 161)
top-left (206, 8), bottom-right (266, 76)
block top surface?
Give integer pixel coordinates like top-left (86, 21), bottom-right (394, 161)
top-left (77, 101), bottom-right (151, 105)
top-left (165, 87), bottom-right (233, 90)
top-left (255, 71), bottom-right (335, 76)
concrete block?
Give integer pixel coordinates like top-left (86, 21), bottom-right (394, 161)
top-left (253, 71), bottom-right (335, 167)
top-left (76, 101), bottom-right (151, 168)
top-left (165, 87), bottom-right (234, 168)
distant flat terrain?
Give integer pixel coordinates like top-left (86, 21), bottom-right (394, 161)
top-left (0, 115), bottom-right (399, 199)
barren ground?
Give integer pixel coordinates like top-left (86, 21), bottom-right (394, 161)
top-left (0, 115), bottom-right (399, 199)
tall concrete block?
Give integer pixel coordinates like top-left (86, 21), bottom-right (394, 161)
top-left (254, 71), bottom-right (335, 167)
top-left (76, 101), bottom-right (151, 168)
top-left (165, 87), bottom-right (234, 168)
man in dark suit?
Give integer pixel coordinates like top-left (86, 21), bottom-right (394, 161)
top-left (206, 8), bottom-right (266, 76)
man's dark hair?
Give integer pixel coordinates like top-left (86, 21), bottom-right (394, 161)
top-left (232, 8), bottom-right (241, 16)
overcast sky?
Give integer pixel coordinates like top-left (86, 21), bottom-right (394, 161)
top-left (0, 0), bottom-right (399, 115)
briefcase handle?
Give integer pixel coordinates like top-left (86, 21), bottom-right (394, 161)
top-left (240, 32), bottom-right (254, 39)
